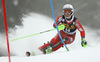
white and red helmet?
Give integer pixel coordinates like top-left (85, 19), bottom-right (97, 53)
top-left (63, 4), bottom-right (74, 17)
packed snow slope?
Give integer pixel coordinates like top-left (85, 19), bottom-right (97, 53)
top-left (0, 45), bottom-right (100, 62)
top-left (0, 13), bottom-right (100, 62)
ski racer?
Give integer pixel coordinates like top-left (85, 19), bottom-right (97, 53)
top-left (39, 4), bottom-right (87, 54)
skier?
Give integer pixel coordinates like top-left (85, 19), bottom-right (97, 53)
top-left (38, 4), bottom-right (87, 54)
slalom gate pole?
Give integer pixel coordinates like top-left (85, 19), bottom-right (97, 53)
top-left (50, 0), bottom-right (69, 51)
top-left (2, 0), bottom-right (11, 62)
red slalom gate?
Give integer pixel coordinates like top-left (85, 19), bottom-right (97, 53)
top-left (2, 0), bottom-right (11, 62)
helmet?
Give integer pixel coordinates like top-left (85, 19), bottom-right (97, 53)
top-left (63, 4), bottom-right (74, 17)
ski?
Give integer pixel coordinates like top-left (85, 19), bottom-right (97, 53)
top-left (26, 51), bottom-right (35, 57)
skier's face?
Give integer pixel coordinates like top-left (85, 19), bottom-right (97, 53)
top-left (64, 9), bottom-right (71, 17)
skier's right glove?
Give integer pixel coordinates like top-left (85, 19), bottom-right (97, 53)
top-left (58, 24), bottom-right (65, 30)
top-left (81, 38), bottom-right (87, 47)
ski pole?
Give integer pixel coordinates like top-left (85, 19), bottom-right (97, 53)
top-left (11, 24), bottom-right (65, 41)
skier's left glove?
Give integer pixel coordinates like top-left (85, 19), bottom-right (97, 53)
top-left (81, 38), bottom-right (87, 47)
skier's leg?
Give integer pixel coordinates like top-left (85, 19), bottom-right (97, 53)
top-left (66, 34), bottom-right (76, 44)
top-left (52, 37), bottom-right (69, 51)
top-left (38, 31), bottom-right (76, 54)
top-left (40, 30), bottom-right (67, 53)
top-left (52, 32), bottom-right (76, 51)
top-left (49, 33), bottom-right (61, 46)
top-left (38, 42), bottom-right (50, 54)
top-left (38, 33), bottom-right (60, 54)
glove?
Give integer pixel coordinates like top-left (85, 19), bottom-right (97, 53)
top-left (81, 38), bottom-right (87, 47)
top-left (58, 24), bottom-right (65, 30)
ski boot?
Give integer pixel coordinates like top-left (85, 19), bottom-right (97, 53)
top-left (45, 47), bottom-right (53, 54)
top-left (39, 41), bottom-right (53, 54)
top-left (39, 46), bottom-right (53, 54)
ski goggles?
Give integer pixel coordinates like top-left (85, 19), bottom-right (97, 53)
top-left (64, 9), bottom-right (72, 13)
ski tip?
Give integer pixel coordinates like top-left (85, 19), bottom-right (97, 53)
top-left (26, 51), bottom-right (35, 56)
top-left (26, 51), bottom-right (31, 57)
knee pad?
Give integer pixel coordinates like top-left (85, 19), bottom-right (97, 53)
top-left (63, 37), bottom-right (69, 41)
top-left (63, 37), bottom-right (69, 44)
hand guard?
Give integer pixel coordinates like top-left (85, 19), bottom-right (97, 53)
top-left (81, 38), bottom-right (87, 47)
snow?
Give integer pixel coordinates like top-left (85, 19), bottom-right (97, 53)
top-left (0, 46), bottom-right (100, 62)
top-left (9, 13), bottom-right (56, 56)
top-left (0, 13), bottom-right (100, 62)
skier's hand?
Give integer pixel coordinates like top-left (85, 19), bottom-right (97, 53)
top-left (81, 38), bottom-right (87, 47)
top-left (58, 24), bottom-right (65, 30)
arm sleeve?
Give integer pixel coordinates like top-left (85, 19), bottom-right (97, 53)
top-left (53, 16), bottom-right (62, 28)
top-left (75, 19), bottom-right (85, 38)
